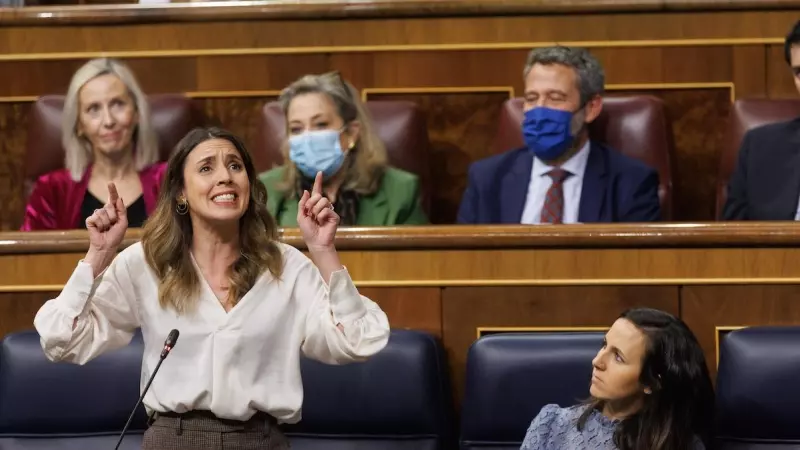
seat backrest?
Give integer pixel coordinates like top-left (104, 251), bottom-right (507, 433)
top-left (283, 329), bottom-right (453, 450)
top-left (0, 329), bottom-right (146, 450)
top-left (24, 93), bottom-right (205, 183)
top-left (460, 332), bottom-right (604, 450)
top-left (254, 100), bottom-right (432, 213)
top-left (716, 326), bottom-right (800, 449)
top-left (716, 99), bottom-right (800, 218)
top-left (492, 96), bottom-right (675, 220)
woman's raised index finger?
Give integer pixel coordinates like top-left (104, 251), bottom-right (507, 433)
top-left (312, 171), bottom-right (323, 195)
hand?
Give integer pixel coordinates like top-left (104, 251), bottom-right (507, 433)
top-left (86, 182), bottom-right (128, 253)
top-left (297, 171), bottom-right (340, 252)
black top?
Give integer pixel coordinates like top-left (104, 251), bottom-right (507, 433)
top-left (294, 154), bottom-right (361, 226)
top-left (78, 192), bottom-right (148, 228)
top-left (296, 174), bottom-right (360, 226)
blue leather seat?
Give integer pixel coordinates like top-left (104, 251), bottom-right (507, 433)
top-left (284, 329), bottom-right (454, 450)
top-left (0, 329), bottom-right (453, 450)
top-left (0, 329), bottom-right (146, 450)
top-left (460, 332), bottom-right (604, 450)
top-left (716, 326), bottom-right (800, 449)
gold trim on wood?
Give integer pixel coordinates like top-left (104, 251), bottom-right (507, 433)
top-left (476, 326), bottom-right (608, 339)
top-left (0, 90), bottom-right (285, 104)
top-left (0, 285), bottom-right (64, 293)
top-left (0, 96), bottom-right (39, 103)
top-left (0, 83), bottom-right (738, 105)
top-left (606, 82), bottom-right (736, 102)
top-left (0, 38), bottom-right (785, 62)
top-left (184, 90), bottom-right (283, 98)
top-left (350, 277), bottom-right (800, 286)
top-left (8, 277), bottom-right (800, 292)
top-left (359, 82), bottom-right (736, 104)
top-left (362, 86), bottom-right (516, 102)
top-left (715, 326), bottom-right (746, 367)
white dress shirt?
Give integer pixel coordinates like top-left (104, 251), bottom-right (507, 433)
top-left (520, 140), bottom-right (591, 224)
top-left (33, 242), bottom-right (390, 424)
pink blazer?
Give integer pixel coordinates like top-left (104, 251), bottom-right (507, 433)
top-left (20, 163), bottom-right (167, 231)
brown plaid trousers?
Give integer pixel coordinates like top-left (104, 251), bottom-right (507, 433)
top-left (142, 410), bottom-right (291, 450)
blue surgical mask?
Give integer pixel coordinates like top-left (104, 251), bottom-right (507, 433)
top-left (522, 106), bottom-right (583, 161)
top-left (288, 129), bottom-right (345, 179)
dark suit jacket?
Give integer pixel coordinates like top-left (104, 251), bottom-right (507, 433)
top-left (722, 118), bottom-right (800, 220)
top-left (457, 142), bottom-right (661, 224)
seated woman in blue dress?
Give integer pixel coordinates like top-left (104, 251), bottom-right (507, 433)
top-left (521, 308), bottom-right (714, 450)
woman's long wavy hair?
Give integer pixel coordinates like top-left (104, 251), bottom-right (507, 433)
top-left (141, 127), bottom-right (284, 313)
top-left (276, 71), bottom-right (388, 195)
top-left (578, 308), bottom-right (715, 450)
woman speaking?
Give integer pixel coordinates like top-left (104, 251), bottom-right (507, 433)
top-left (33, 127), bottom-right (391, 449)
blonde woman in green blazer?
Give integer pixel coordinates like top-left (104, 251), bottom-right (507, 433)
top-left (258, 72), bottom-right (428, 227)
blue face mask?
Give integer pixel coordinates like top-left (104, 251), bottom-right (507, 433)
top-left (522, 106), bottom-right (582, 161)
top-left (288, 129), bottom-right (345, 179)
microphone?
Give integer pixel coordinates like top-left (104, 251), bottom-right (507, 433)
top-left (161, 329), bottom-right (179, 358)
top-left (114, 329), bottom-right (179, 450)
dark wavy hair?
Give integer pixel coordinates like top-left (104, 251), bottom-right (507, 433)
top-left (141, 127), bottom-right (283, 313)
top-left (578, 307), bottom-right (715, 450)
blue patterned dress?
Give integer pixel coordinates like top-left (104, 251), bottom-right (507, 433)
top-left (519, 404), bottom-right (705, 450)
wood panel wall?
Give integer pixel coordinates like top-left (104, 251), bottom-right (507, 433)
top-left (0, 7), bottom-right (798, 228)
top-left (3, 224), bottom-right (800, 402)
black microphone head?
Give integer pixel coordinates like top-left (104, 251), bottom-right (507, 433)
top-left (166, 329), bottom-right (179, 347)
top-left (160, 329), bottom-right (180, 359)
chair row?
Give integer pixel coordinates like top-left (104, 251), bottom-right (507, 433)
top-left (0, 327), bottom-right (794, 449)
top-left (0, 329), bottom-right (455, 450)
top-left (24, 95), bottom-right (436, 215)
top-left (24, 94), bottom-right (800, 221)
top-left (461, 329), bottom-right (800, 450)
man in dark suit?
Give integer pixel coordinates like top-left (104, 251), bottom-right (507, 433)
top-left (722, 20), bottom-right (800, 221)
top-left (457, 46), bottom-right (661, 224)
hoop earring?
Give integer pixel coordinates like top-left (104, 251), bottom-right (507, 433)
top-left (176, 198), bottom-right (189, 215)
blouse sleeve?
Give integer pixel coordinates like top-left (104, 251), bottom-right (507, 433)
top-left (520, 404), bottom-right (560, 450)
top-left (33, 252), bottom-right (141, 365)
top-left (292, 253), bottom-right (390, 365)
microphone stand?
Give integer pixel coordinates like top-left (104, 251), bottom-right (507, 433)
top-left (114, 330), bottom-right (178, 450)
top-left (113, 356), bottom-right (166, 450)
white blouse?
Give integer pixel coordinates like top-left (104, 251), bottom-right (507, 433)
top-left (33, 242), bottom-right (390, 423)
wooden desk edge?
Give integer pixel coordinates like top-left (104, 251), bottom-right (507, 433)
top-left (1, 0), bottom-right (799, 25)
top-left (1, 223), bottom-right (799, 254)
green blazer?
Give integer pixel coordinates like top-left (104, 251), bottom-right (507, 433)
top-left (258, 166), bottom-right (429, 226)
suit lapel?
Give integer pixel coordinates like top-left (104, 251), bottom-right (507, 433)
top-left (359, 186), bottom-right (389, 225)
top-left (578, 143), bottom-right (607, 223)
top-left (500, 150), bottom-right (534, 223)
top-left (278, 186), bottom-right (390, 226)
top-left (279, 196), bottom-right (299, 226)
top-left (778, 130), bottom-right (800, 219)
